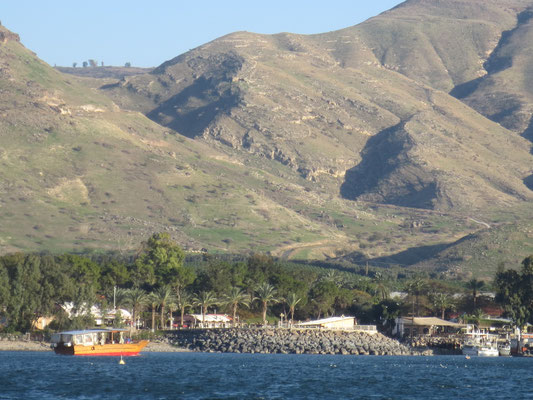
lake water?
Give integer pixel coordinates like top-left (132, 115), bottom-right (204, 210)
top-left (0, 351), bottom-right (531, 399)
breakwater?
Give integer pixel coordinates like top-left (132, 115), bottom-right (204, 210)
top-left (166, 328), bottom-right (421, 356)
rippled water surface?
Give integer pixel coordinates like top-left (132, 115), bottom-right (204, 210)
top-left (0, 351), bottom-right (531, 399)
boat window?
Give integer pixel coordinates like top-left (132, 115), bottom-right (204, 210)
top-left (51, 334), bottom-right (60, 343)
top-left (84, 334), bottom-right (93, 345)
top-left (61, 334), bottom-right (73, 343)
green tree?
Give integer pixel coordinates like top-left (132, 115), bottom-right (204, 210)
top-left (309, 281), bottom-right (338, 319)
top-left (125, 288), bottom-right (148, 331)
top-left (56, 254), bottom-right (101, 310)
top-left (466, 278), bottom-right (485, 310)
top-left (132, 233), bottom-right (186, 289)
top-left (223, 287), bottom-right (250, 326)
top-left (154, 286), bottom-right (174, 329)
top-left (495, 256), bottom-right (533, 351)
top-left (373, 272), bottom-right (389, 301)
top-left (147, 292), bottom-right (159, 332)
top-left (405, 278), bottom-right (427, 316)
top-left (285, 292), bottom-right (301, 327)
top-left (372, 299), bottom-right (401, 335)
top-left (255, 282), bottom-right (280, 326)
top-left (99, 259), bottom-right (130, 294)
top-left (176, 290), bottom-right (194, 329)
top-left (194, 291), bottom-right (218, 326)
top-left (430, 293), bottom-right (453, 319)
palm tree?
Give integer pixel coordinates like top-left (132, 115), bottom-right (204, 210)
top-left (430, 293), bottom-right (453, 319)
top-left (223, 287), bottom-right (250, 327)
top-left (154, 286), bottom-right (174, 329)
top-left (176, 290), bottom-right (194, 329)
top-left (255, 282), bottom-right (280, 326)
top-left (285, 292), bottom-right (301, 328)
top-left (466, 279), bottom-right (485, 310)
top-left (194, 291), bottom-right (218, 326)
top-left (147, 292), bottom-right (159, 332)
top-left (373, 273), bottom-right (389, 301)
top-left (114, 287), bottom-right (129, 310)
top-left (125, 288), bottom-right (148, 331)
top-left (167, 297), bottom-right (178, 329)
top-left (405, 278), bottom-right (426, 317)
top-left (321, 270), bottom-right (346, 287)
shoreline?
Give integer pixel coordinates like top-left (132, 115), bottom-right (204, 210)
top-left (0, 340), bottom-right (190, 353)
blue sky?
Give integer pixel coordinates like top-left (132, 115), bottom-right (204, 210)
top-left (1, 1), bottom-right (403, 68)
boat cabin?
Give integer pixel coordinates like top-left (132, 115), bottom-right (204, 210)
top-left (51, 329), bottom-right (129, 348)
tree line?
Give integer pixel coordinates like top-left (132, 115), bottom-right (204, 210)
top-left (1, 232), bottom-right (531, 335)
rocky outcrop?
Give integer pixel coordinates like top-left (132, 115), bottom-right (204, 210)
top-left (167, 328), bottom-right (421, 356)
top-left (0, 30), bottom-right (20, 44)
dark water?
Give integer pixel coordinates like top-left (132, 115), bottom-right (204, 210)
top-left (0, 352), bottom-right (531, 399)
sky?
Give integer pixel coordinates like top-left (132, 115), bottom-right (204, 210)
top-left (1, 1), bottom-right (403, 68)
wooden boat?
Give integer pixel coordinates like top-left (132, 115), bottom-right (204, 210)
top-left (50, 329), bottom-right (148, 356)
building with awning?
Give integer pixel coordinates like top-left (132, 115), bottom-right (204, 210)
top-left (180, 314), bottom-right (232, 328)
top-left (394, 317), bottom-right (466, 337)
top-left (296, 316), bottom-right (356, 330)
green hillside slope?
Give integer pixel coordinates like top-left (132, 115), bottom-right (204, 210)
top-left (2, 0), bottom-right (533, 279)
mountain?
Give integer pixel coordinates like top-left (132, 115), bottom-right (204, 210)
top-left (2, 0), bottom-right (533, 279)
top-left (2, 23), bottom-right (463, 264)
top-left (102, 0), bottom-right (533, 213)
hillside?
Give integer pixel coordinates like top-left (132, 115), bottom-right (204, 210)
top-left (0, 24), bottom-right (476, 264)
top-left (2, 0), bottom-right (533, 279)
top-left (102, 0), bottom-right (533, 214)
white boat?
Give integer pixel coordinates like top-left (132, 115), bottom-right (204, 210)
top-left (462, 342), bottom-right (499, 357)
top-left (477, 345), bottom-right (499, 357)
top-left (461, 329), bottom-right (500, 357)
top-left (498, 342), bottom-right (511, 357)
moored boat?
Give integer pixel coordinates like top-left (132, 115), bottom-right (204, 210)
top-left (477, 345), bottom-right (499, 357)
top-left (498, 342), bottom-right (511, 357)
top-left (50, 329), bottom-right (148, 356)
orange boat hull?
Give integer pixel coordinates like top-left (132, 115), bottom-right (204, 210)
top-left (54, 340), bottom-right (149, 356)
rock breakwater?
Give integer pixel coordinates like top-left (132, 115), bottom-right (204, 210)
top-left (168, 328), bottom-right (419, 356)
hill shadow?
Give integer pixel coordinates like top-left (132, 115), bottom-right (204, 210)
top-left (147, 76), bottom-right (241, 138)
top-left (524, 174), bottom-right (533, 191)
top-left (349, 242), bottom-right (453, 268)
top-left (340, 121), bottom-right (438, 209)
top-left (340, 122), bottom-right (407, 200)
top-left (522, 116), bottom-right (533, 148)
top-left (450, 9), bottom-right (533, 100)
